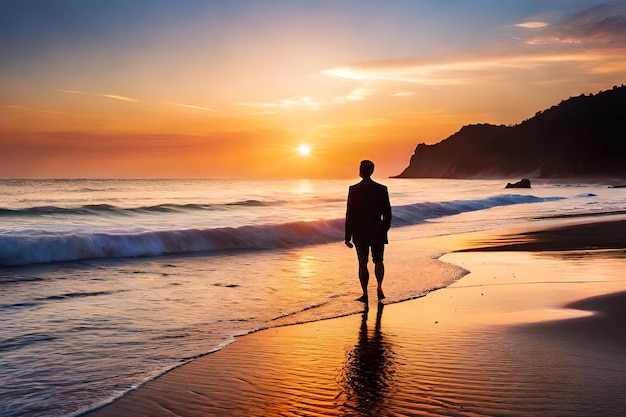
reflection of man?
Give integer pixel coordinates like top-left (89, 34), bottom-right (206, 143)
top-left (345, 160), bottom-right (392, 302)
top-left (339, 304), bottom-right (394, 414)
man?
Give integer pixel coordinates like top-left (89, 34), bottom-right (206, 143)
top-left (345, 160), bottom-right (392, 302)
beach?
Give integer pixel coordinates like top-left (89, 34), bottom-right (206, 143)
top-left (83, 214), bottom-right (626, 417)
top-left (5, 1), bottom-right (626, 413)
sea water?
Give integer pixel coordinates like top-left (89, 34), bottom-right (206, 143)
top-left (0, 178), bottom-right (623, 416)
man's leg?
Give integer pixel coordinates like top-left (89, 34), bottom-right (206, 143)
top-left (374, 262), bottom-right (384, 285)
top-left (372, 245), bottom-right (385, 299)
top-left (374, 262), bottom-right (385, 299)
top-left (355, 244), bottom-right (370, 302)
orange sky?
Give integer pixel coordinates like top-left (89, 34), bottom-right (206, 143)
top-left (1, 1), bottom-right (625, 178)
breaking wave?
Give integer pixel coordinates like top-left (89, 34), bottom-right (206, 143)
top-left (0, 200), bottom-right (280, 217)
top-left (0, 194), bottom-right (565, 266)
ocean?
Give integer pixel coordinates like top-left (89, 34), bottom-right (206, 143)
top-left (1, 178), bottom-right (624, 417)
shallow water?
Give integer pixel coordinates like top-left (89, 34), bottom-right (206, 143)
top-left (84, 250), bottom-right (626, 417)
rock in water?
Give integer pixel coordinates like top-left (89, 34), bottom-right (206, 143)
top-left (505, 179), bottom-right (531, 189)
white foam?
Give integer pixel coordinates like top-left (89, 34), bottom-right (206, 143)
top-left (0, 195), bottom-right (568, 266)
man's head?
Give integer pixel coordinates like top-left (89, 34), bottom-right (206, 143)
top-left (359, 160), bottom-right (375, 178)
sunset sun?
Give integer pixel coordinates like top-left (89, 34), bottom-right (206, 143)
top-left (298, 144), bottom-right (311, 156)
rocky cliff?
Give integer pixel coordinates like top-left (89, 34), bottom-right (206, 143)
top-left (395, 85), bottom-right (626, 178)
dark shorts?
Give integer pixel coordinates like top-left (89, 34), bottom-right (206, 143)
top-left (355, 242), bottom-right (385, 264)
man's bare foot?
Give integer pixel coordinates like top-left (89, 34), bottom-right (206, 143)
top-left (377, 287), bottom-right (385, 300)
top-left (356, 295), bottom-right (368, 303)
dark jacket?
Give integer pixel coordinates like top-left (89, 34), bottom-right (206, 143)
top-left (345, 178), bottom-right (392, 245)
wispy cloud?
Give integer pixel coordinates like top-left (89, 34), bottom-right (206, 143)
top-left (514, 21), bottom-right (550, 29)
top-left (324, 37), bottom-right (626, 87)
top-left (55, 88), bottom-right (141, 102)
top-left (4, 105), bottom-right (65, 114)
top-left (331, 83), bottom-right (380, 104)
top-left (393, 91), bottom-right (415, 97)
top-left (323, 4), bottom-right (626, 91)
top-left (526, 2), bottom-right (626, 45)
top-left (324, 58), bottom-right (476, 86)
top-left (332, 94), bottom-right (364, 104)
top-left (100, 94), bottom-right (139, 102)
top-left (53, 88), bottom-right (215, 112)
top-left (164, 102), bottom-right (215, 112)
top-left (54, 89), bottom-right (86, 95)
top-left (235, 97), bottom-right (323, 111)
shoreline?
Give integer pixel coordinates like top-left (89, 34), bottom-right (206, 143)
top-left (83, 215), bottom-right (626, 417)
top-left (456, 216), bottom-right (626, 252)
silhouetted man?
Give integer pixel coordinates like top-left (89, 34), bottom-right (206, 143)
top-left (345, 160), bottom-right (392, 302)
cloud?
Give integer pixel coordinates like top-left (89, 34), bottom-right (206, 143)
top-left (164, 102), bottom-right (215, 112)
top-left (322, 4), bottom-right (626, 90)
top-left (332, 95), bottom-right (363, 104)
top-left (53, 88), bottom-right (216, 112)
top-left (322, 49), bottom-right (626, 87)
top-left (54, 89), bottom-right (86, 95)
top-left (514, 21), bottom-right (550, 29)
top-left (527, 2), bottom-right (626, 45)
top-left (236, 88), bottom-right (378, 110)
top-left (54, 88), bottom-right (141, 102)
top-left (100, 94), bottom-right (139, 102)
top-left (235, 97), bottom-right (323, 111)
top-left (324, 58), bottom-right (477, 85)
top-left (4, 105), bottom-right (64, 115)
top-left (323, 3), bottom-right (626, 88)
top-left (330, 83), bottom-right (380, 104)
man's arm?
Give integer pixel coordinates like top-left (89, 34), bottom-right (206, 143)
top-left (345, 187), bottom-right (354, 248)
top-left (382, 186), bottom-right (392, 231)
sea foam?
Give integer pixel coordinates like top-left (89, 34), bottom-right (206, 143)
top-left (0, 195), bottom-right (563, 266)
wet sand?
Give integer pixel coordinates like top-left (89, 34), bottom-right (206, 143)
top-left (84, 216), bottom-right (626, 417)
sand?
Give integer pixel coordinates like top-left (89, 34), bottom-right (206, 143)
top-left (83, 216), bottom-right (626, 417)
